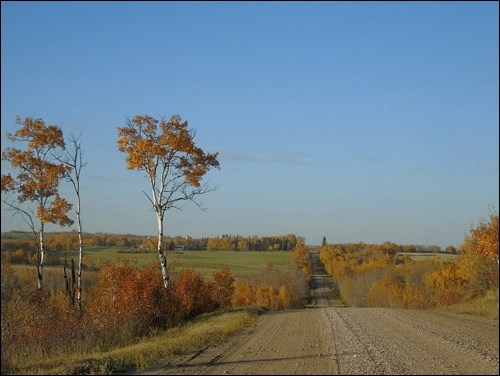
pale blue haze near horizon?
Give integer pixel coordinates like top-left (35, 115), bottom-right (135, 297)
top-left (1, 1), bottom-right (498, 248)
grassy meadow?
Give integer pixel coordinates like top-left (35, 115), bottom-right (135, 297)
top-left (51, 247), bottom-right (293, 277)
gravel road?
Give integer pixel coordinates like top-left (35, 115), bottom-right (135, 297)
top-left (139, 250), bottom-right (499, 375)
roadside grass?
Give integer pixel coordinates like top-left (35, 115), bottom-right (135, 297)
top-left (325, 287), bottom-right (346, 307)
top-left (436, 288), bottom-right (499, 320)
top-left (7, 308), bottom-right (259, 375)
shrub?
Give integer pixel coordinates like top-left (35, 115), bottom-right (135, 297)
top-left (231, 281), bottom-right (256, 307)
top-left (173, 268), bottom-right (214, 319)
top-left (85, 260), bottom-right (170, 343)
top-left (209, 267), bottom-right (235, 308)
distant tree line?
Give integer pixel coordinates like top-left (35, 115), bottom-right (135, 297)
top-left (0, 231), bottom-right (304, 264)
top-left (322, 241), bottom-right (458, 255)
top-left (1, 230), bottom-right (457, 267)
top-left (205, 234), bottom-right (301, 251)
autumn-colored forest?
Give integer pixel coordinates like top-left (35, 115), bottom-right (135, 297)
top-left (320, 213), bottom-right (498, 309)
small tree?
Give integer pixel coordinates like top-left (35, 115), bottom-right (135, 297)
top-left (60, 135), bottom-right (85, 310)
top-left (1, 117), bottom-right (73, 289)
top-left (117, 114), bottom-right (219, 288)
top-left (462, 211), bottom-right (499, 263)
top-left (458, 211), bottom-right (499, 296)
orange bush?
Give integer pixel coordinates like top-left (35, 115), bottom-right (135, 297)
top-left (209, 267), bottom-right (235, 308)
top-left (231, 281), bottom-right (256, 307)
top-left (86, 260), bottom-right (169, 335)
top-left (173, 268), bottom-right (214, 319)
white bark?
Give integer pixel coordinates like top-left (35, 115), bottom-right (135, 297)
top-left (63, 136), bottom-right (85, 310)
top-left (37, 225), bottom-right (45, 289)
top-left (76, 195), bottom-right (83, 310)
top-left (157, 212), bottom-right (169, 289)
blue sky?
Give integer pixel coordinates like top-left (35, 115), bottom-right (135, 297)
top-left (1, 1), bottom-right (498, 248)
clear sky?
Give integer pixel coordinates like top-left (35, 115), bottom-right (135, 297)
top-left (1, 1), bottom-right (498, 248)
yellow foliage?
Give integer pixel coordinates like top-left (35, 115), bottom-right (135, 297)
top-left (2, 117), bottom-right (73, 227)
top-left (458, 212), bottom-right (499, 296)
top-left (461, 213), bottom-right (499, 261)
top-left (231, 281), bottom-right (256, 307)
top-left (367, 274), bottom-right (405, 308)
top-left (291, 243), bottom-right (312, 280)
top-left (278, 286), bottom-right (292, 309)
top-left (426, 262), bottom-right (467, 305)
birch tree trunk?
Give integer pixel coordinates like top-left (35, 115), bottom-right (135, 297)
top-left (76, 193), bottom-right (83, 310)
top-left (156, 211), bottom-right (169, 288)
top-left (37, 225), bottom-right (45, 289)
top-left (61, 135), bottom-right (85, 310)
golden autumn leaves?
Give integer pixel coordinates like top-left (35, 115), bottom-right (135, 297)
top-left (117, 114), bottom-right (219, 189)
top-left (462, 212), bottom-right (499, 262)
top-left (1, 117), bottom-right (74, 227)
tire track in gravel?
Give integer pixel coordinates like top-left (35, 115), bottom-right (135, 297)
top-left (324, 307), bottom-right (393, 375)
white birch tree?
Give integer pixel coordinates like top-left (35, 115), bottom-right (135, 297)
top-left (59, 135), bottom-right (85, 310)
top-left (1, 117), bottom-right (73, 289)
top-left (117, 114), bottom-right (219, 288)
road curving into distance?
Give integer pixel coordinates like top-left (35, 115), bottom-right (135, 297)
top-left (138, 249), bottom-right (499, 375)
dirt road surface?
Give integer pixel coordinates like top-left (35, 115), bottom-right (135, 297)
top-left (138, 250), bottom-right (499, 375)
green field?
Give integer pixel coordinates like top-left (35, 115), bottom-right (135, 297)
top-left (165, 249), bottom-right (292, 276)
top-left (52, 247), bottom-right (293, 277)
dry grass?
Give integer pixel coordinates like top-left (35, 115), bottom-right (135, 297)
top-left (437, 288), bottom-right (499, 320)
top-left (6, 308), bottom-right (258, 375)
